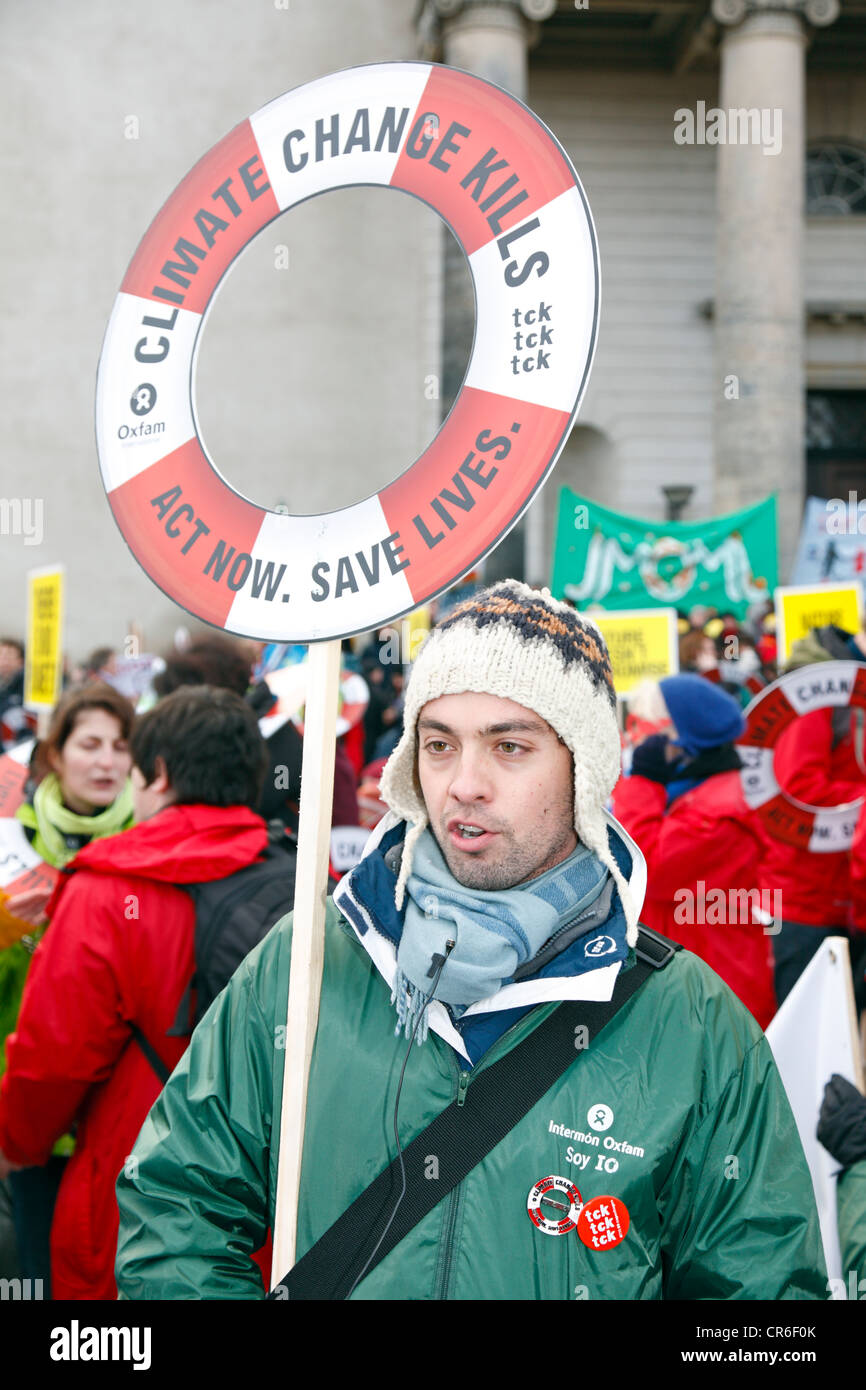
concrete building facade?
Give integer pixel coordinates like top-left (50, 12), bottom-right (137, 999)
top-left (1, 0), bottom-right (865, 655)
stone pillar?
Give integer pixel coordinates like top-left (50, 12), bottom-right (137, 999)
top-left (711, 0), bottom-right (838, 577)
top-left (423, 0), bottom-right (554, 583)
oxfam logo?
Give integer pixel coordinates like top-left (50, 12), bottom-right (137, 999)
top-left (130, 383), bottom-right (157, 416)
top-left (587, 1103), bottom-right (614, 1132)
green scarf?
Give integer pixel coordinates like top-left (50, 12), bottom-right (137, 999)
top-left (16, 774), bottom-right (135, 868)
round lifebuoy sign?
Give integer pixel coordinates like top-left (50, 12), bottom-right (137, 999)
top-left (96, 62), bottom-right (599, 642)
top-left (738, 661), bottom-right (866, 850)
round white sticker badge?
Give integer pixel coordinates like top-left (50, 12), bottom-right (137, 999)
top-left (526, 1175), bottom-right (583, 1236)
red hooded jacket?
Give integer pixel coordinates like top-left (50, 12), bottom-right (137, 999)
top-left (0, 802), bottom-right (269, 1300)
top-left (756, 708), bottom-right (866, 927)
top-left (612, 770), bottom-right (777, 1030)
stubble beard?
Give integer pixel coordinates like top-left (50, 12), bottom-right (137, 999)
top-left (431, 813), bottom-right (578, 892)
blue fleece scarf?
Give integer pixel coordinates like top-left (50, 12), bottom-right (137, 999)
top-left (393, 829), bottom-right (618, 1044)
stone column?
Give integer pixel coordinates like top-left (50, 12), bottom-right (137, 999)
top-left (423, 0), bottom-right (555, 583)
top-left (711, 0), bottom-right (838, 577)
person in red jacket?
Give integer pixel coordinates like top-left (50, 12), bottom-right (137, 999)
top-left (613, 673), bottom-right (776, 1030)
top-left (758, 625), bottom-right (866, 1005)
top-left (0, 686), bottom-right (270, 1299)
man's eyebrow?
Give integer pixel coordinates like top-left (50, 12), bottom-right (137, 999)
top-left (416, 717), bottom-right (549, 736)
top-left (481, 720), bottom-right (549, 737)
top-left (417, 718), bottom-right (455, 734)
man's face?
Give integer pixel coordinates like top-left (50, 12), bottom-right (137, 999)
top-left (416, 692), bottom-right (577, 891)
top-left (0, 644), bottom-right (23, 682)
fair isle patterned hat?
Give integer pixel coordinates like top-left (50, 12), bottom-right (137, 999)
top-left (379, 579), bottom-right (638, 944)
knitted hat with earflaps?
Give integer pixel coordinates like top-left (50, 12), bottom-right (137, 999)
top-left (379, 579), bottom-right (638, 945)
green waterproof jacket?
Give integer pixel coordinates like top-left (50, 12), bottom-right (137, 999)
top-left (115, 818), bottom-right (828, 1301)
top-left (838, 1160), bottom-right (866, 1294)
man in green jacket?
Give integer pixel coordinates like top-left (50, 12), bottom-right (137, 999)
top-left (115, 581), bottom-right (827, 1300)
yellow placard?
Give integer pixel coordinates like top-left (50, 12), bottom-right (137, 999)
top-left (25, 566), bottom-right (64, 709)
top-left (775, 584), bottom-right (862, 664)
top-left (590, 608), bottom-right (679, 698)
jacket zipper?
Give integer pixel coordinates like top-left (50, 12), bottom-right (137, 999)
top-left (435, 1054), bottom-right (469, 1298)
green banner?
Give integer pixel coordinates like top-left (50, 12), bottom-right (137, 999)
top-left (551, 491), bottom-right (777, 619)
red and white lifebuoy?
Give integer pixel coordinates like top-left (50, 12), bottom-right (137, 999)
top-left (703, 666), bottom-right (766, 698)
top-left (738, 661), bottom-right (866, 851)
top-left (96, 62), bottom-right (599, 642)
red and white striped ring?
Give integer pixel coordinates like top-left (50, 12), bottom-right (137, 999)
top-left (737, 661), bottom-right (866, 851)
top-left (95, 62), bottom-right (599, 643)
top-left (703, 666), bottom-right (766, 698)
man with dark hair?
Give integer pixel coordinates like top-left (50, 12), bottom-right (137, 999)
top-left (115, 583), bottom-right (826, 1301)
top-left (0, 687), bottom-right (275, 1299)
top-left (131, 685), bottom-right (267, 809)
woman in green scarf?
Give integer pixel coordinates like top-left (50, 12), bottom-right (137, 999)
top-left (13, 687), bottom-right (135, 873)
top-left (1, 681), bottom-right (135, 1292)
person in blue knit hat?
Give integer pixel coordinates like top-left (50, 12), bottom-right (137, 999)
top-left (613, 672), bottom-right (777, 1028)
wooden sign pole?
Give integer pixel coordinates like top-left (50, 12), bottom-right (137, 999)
top-left (270, 636), bottom-right (343, 1286)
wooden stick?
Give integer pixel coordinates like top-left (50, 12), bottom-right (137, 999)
top-left (270, 637), bottom-right (342, 1287)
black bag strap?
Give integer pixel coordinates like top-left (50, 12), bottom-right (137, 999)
top-left (129, 1022), bottom-right (171, 1085)
top-left (271, 925), bottom-right (681, 1300)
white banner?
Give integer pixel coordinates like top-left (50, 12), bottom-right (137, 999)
top-left (765, 937), bottom-right (864, 1296)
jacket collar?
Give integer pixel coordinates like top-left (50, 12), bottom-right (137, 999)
top-left (333, 812), bottom-right (647, 1064)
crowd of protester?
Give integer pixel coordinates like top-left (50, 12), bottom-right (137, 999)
top-left (0, 577), bottom-right (864, 1299)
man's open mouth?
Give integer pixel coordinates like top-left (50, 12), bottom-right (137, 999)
top-left (446, 820), bottom-right (498, 850)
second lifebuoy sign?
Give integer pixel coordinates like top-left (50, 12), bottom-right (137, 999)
top-left (96, 62), bottom-right (599, 641)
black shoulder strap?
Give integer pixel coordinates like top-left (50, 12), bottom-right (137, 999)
top-left (271, 925), bottom-right (681, 1300)
top-left (129, 1022), bottom-right (171, 1085)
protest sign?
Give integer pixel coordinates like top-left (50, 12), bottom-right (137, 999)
top-left (0, 741), bottom-right (60, 945)
top-left (775, 582), bottom-right (862, 664)
top-left (100, 654), bottom-right (162, 703)
top-left (590, 608), bottom-right (678, 697)
top-left (96, 62), bottom-right (599, 644)
top-left (765, 937), bottom-right (864, 1290)
top-left (24, 566), bottom-right (64, 713)
top-left (95, 63), bottom-right (601, 1283)
top-left (551, 490), bottom-right (776, 620)
top-left (329, 825), bottom-right (371, 874)
top-left (738, 662), bottom-right (866, 850)
top-left (791, 494), bottom-right (866, 589)
top-left (0, 740), bottom-right (33, 819)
